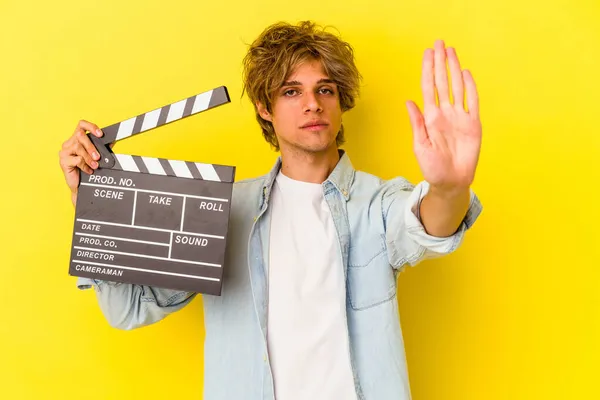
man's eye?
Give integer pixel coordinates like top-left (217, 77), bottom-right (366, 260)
top-left (283, 89), bottom-right (298, 96)
top-left (319, 88), bottom-right (334, 94)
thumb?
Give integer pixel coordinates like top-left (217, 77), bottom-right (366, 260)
top-left (406, 101), bottom-right (429, 146)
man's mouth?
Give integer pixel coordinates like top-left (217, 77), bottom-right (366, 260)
top-left (301, 120), bottom-right (328, 130)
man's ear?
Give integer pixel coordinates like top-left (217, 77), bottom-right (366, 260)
top-left (256, 102), bottom-right (273, 122)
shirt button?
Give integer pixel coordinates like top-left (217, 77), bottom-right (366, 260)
top-left (342, 189), bottom-right (348, 196)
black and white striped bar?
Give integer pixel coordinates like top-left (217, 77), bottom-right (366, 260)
top-left (112, 154), bottom-right (234, 183)
top-left (97, 86), bottom-right (230, 145)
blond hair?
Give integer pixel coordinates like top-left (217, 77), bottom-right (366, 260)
top-left (242, 21), bottom-right (362, 150)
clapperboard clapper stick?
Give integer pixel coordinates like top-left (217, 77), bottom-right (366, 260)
top-left (69, 86), bottom-right (235, 295)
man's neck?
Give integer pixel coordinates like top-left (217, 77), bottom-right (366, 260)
top-left (279, 146), bottom-right (340, 184)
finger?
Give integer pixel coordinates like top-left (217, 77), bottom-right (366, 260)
top-left (62, 134), bottom-right (77, 150)
top-left (446, 47), bottom-right (464, 108)
top-left (58, 149), bottom-right (70, 170)
top-left (76, 119), bottom-right (104, 138)
top-left (421, 48), bottom-right (436, 114)
top-left (74, 128), bottom-right (101, 161)
top-left (59, 148), bottom-right (78, 171)
top-left (62, 155), bottom-right (93, 175)
top-left (463, 69), bottom-right (480, 118)
top-left (433, 40), bottom-right (450, 107)
top-left (406, 101), bottom-right (430, 147)
top-left (72, 141), bottom-right (98, 170)
top-left (75, 155), bottom-right (94, 175)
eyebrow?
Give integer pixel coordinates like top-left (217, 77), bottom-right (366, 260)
top-left (281, 78), bottom-right (336, 87)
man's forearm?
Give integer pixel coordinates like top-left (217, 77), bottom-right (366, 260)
top-left (419, 185), bottom-right (470, 237)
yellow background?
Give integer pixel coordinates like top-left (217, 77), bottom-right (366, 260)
top-left (1, 0), bottom-right (598, 399)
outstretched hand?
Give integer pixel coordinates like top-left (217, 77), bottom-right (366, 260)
top-left (406, 40), bottom-right (482, 194)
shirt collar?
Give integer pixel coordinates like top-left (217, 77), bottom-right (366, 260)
top-left (259, 149), bottom-right (355, 211)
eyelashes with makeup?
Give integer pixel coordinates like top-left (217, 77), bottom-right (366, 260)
top-left (282, 88), bottom-right (336, 97)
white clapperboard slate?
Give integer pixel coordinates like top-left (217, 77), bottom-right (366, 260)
top-left (68, 86), bottom-right (235, 296)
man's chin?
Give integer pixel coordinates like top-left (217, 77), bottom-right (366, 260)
top-left (294, 141), bottom-right (337, 154)
top-left (278, 133), bottom-right (339, 155)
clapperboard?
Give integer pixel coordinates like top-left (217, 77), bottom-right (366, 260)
top-left (68, 86), bottom-right (235, 295)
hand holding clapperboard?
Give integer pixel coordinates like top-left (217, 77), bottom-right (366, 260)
top-left (68, 86), bottom-right (235, 295)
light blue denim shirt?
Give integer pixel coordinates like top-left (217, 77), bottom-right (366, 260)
top-left (77, 150), bottom-right (482, 400)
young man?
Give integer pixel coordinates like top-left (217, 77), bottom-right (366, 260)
top-left (59, 21), bottom-right (482, 400)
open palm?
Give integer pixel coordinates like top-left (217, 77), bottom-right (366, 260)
top-left (406, 40), bottom-right (482, 192)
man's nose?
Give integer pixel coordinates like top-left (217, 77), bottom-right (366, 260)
top-left (303, 92), bottom-right (323, 113)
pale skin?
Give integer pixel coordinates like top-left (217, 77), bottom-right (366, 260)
top-left (59, 40), bottom-right (481, 238)
top-left (406, 40), bottom-right (481, 237)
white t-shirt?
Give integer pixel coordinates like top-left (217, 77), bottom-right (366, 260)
top-left (266, 170), bottom-right (357, 400)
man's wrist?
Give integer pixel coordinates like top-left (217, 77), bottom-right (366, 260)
top-left (427, 184), bottom-right (470, 201)
top-left (418, 183), bottom-right (471, 237)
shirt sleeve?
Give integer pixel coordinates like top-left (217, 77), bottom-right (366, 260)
top-left (382, 179), bottom-right (482, 269)
top-left (75, 277), bottom-right (196, 330)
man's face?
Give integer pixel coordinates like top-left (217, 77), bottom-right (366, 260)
top-left (258, 59), bottom-right (343, 154)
